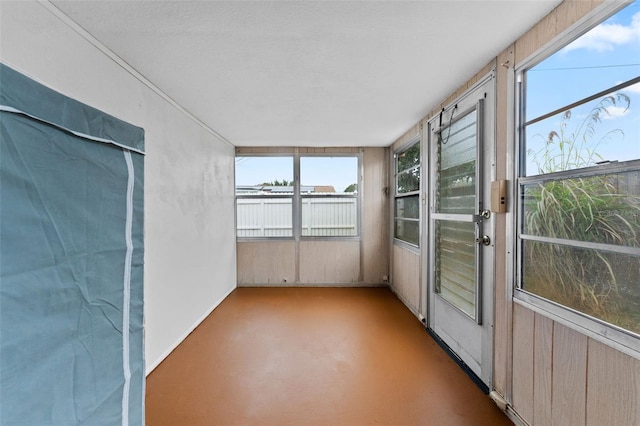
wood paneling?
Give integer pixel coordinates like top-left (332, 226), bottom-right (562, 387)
top-left (514, 6), bottom-right (547, 64)
top-left (533, 314), bottom-right (553, 426)
top-left (237, 241), bottom-right (296, 285)
top-left (238, 240), bottom-right (369, 285)
top-left (586, 339), bottom-right (640, 426)
top-left (563, 0), bottom-right (604, 37)
top-left (362, 148), bottom-right (389, 284)
top-left (391, 123), bottom-right (421, 152)
top-left (552, 323), bottom-right (587, 426)
top-left (492, 45), bottom-right (514, 398)
top-left (512, 303), bottom-right (534, 425)
top-left (299, 240), bottom-right (360, 284)
top-left (514, 0), bottom-right (608, 65)
top-left (391, 245), bottom-right (420, 315)
top-left (511, 305), bottom-right (640, 426)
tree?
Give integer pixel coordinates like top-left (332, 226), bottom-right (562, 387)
top-left (261, 179), bottom-right (291, 186)
top-left (344, 183), bottom-right (357, 193)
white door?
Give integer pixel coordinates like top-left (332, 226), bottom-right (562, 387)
top-left (427, 74), bottom-right (495, 388)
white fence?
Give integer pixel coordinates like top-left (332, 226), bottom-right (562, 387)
top-left (237, 197), bottom-right (357, 237)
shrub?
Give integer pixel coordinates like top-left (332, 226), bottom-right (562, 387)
top-left (523, 94), bottom-right (640, 333)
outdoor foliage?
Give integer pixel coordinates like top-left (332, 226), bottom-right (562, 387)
top-left (261, 179), bottom-right (292, 186)
top-left (397, 143), bottom-right (420, 193)
top-left (344, 183), bottom-right (357, 193)
top-left (397, 169), bottom-right (420, 193)
top-left (523, 94), bottom-right (640, 333)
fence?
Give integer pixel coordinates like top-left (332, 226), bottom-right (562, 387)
top-left (237, 197), bottom-right (357, 237)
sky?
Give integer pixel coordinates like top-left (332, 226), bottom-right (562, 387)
top-left (525, 1), bottom-right (640, 175)
top-left (235, 156), bottom-right (358, 193)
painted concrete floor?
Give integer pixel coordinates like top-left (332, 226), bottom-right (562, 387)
top-left (146, 287), bottom-right (512, 425)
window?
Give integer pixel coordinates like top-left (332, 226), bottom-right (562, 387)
top-left (300, 156), bottom-right (358, 237)
top-left (235, 156), bottom-right (294, 237)
top-left (517, 2), bottom-right (640, 340)
top-left (235, 154), bottom-right (360, 239)
top-left (395, 140), bottom-right (420, 246)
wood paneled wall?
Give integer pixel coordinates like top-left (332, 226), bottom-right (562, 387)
top-left (512, 303), bottom-right (640, 426)
top-left (362, 147), bottom-right (389, 284)
top-left (299, 240), bottom-right (360, 284)
top-left (236, 147), bottom-right (389, 286)
top-left (390, 245), bottom-right (420, 316)
top-left (237, 241), bottom-right (296, 285)
top-left (513, 0), bottom-right (605, 66)
top-left (493, 44), bottom-right (514, 398)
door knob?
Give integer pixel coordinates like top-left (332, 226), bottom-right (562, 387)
top-left (476, 235), bottom-right (491, 246)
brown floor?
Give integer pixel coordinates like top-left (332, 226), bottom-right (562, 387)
top-left (146, 287), bottom-right (512, 426)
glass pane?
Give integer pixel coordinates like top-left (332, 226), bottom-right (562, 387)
top-left (397, 167), bottom-right (420, 194)
top-left (522, 169), bottom-right (640, 245)
top-left (522, 240), bottom-right (640, 335)
top-left (436, 110), bottom-right (477, 214)
top-left (525, 3), bottom-right (639, 121)
top-left (301, 197), bottom-right (357, 237)
top-left (236, 156), bottom-right (293, 237)
top-left (395, 219), bottom-right (419, 246)
top-left (235, 156), bottom-right (293, 194)
top-left (397, 142), bottom-right (420, 172)
top-left (236, 198), bottom-right (292, 237)
top-left (435, 220), bottom-right (477, 318)
top-left (301, 156), bottom-right (358, 194)
top-left (524, 91), bottom-right (640, 177)
top-left (395, 195), bottom-right (419, 220)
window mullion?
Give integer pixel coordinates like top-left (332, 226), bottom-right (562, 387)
top-left (293, 152), bottom-right (301, 241)
top-left (520, 234), bottom-right (640, 256)
top-left (524, 75), bottom-right (640, 127)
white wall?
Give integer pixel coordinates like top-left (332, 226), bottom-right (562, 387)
top-left (0, 1), bottom-right (237, 374)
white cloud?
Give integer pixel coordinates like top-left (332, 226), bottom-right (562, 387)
top-left (621, 82), bottom-right (640, 94)
top-left (602, 105), bottom-right (630, 120)
top-left (563, 11), bottom-right (640, 52)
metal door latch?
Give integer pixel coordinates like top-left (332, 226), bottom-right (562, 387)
top-left (476, 235), bottom-right (491, 246)
top-left (480, 209), bottom-right (491, 219)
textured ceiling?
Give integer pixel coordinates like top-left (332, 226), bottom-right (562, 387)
top-left (51, 0), bottom-right (562, 147)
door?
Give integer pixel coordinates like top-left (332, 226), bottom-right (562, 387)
top-left (427, 74), bottom-right (495, 387)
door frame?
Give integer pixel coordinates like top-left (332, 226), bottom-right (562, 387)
top-left (421, 71), bottom-right (497, 389)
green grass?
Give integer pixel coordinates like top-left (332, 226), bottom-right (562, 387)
top-left (523, 94), bottom-right (640, 335)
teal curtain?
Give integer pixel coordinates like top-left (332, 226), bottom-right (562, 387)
top-left (1, 63), bottom-right (144, 425)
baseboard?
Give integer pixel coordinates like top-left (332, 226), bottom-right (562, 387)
top-left (236, 282), bottom-right (388, 288)
top-left (505, 405), bottom-right (529, 426)
top-left (145, 285), bottom-right (236, 375)
top-left (387, 284), bottom-right (421, 320)
top-left (426, 327), bottom-right (490, 395)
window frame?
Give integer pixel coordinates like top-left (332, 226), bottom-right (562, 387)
top-left (235, 152), bottom-right (362, 241)
top-left (235, 154), bottom-right (295, 239)
top-left (299, 154), bottom-right (361, 239)
top-left (513, 1), bottom-right (640, 359)
top-left (394, 137), bottom-right (421, 248)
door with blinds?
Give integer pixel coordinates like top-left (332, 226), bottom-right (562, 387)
top-left (427, 74), bottom-right (495, 388)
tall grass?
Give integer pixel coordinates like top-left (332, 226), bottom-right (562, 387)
top-left (523, 94), bottom-right (640, 333)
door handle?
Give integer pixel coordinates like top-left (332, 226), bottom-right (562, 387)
top-left (476, 235), bottom-right (491, 246)
top-left (480, 209), bottom-right (491, 219)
